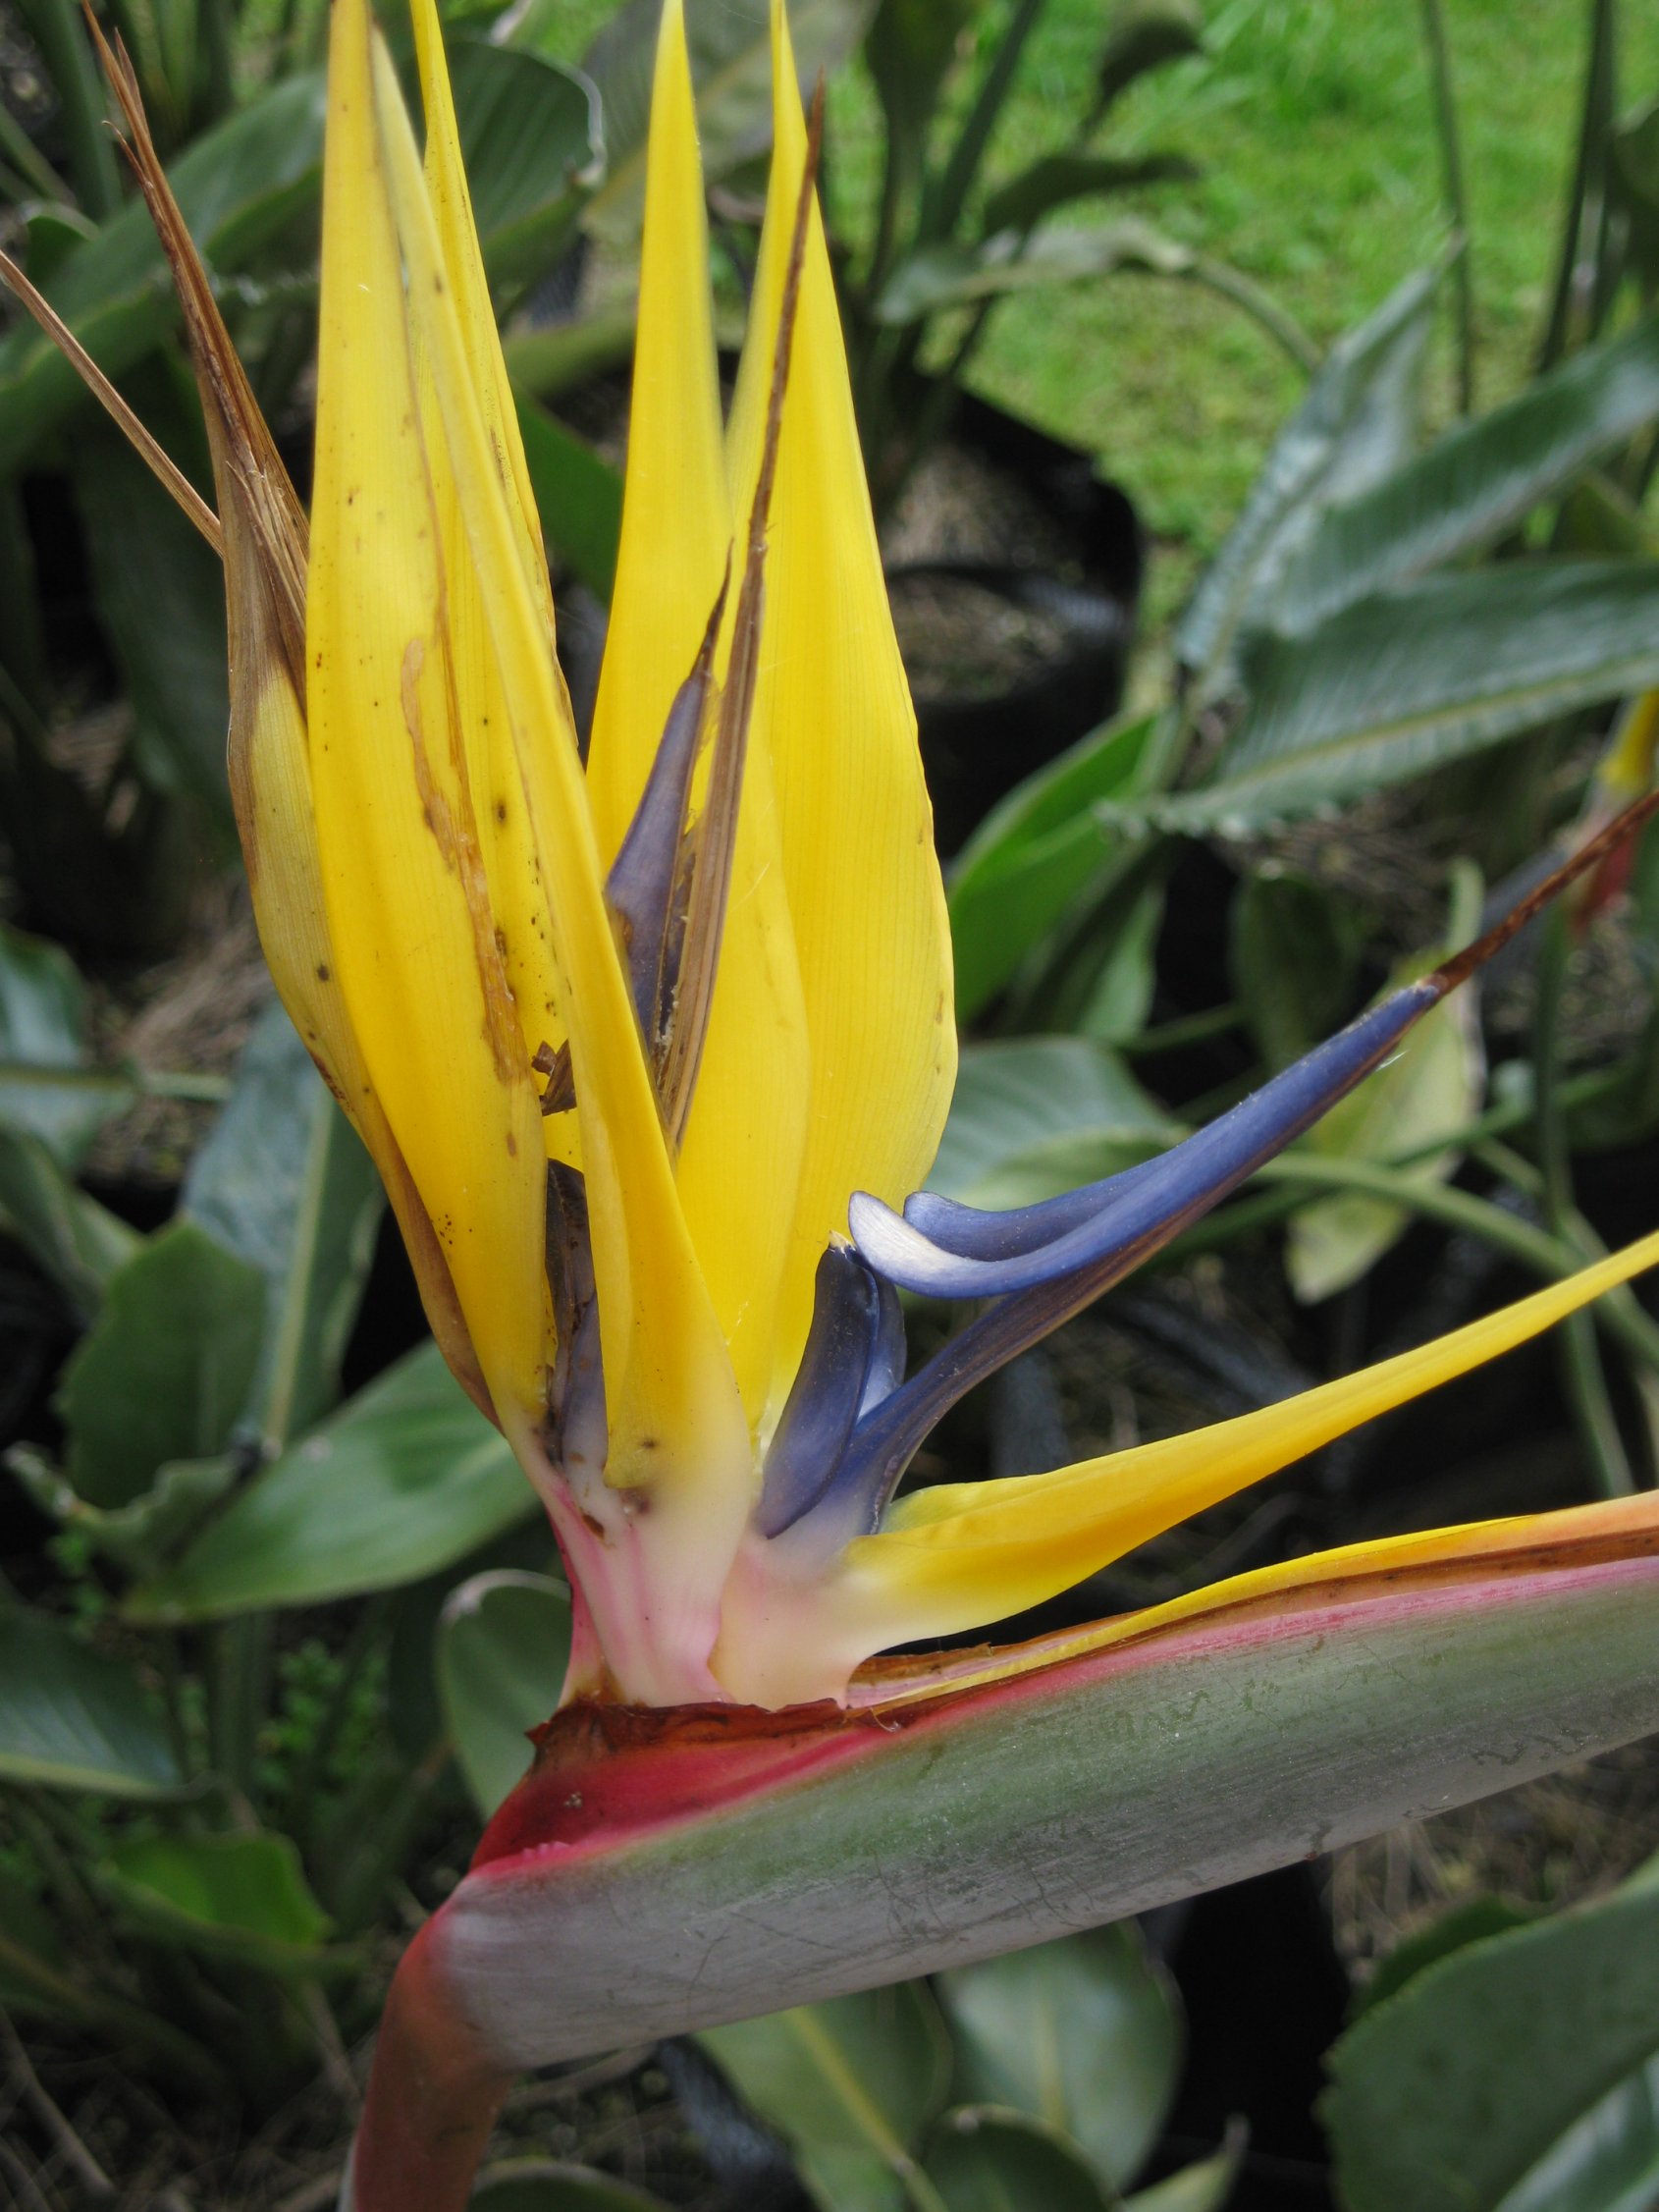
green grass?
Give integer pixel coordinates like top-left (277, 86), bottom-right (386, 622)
top-left (821, 0), bottom-right (1659, 630)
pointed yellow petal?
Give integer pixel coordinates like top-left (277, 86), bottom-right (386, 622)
top-left (362, 27), bottom-right (749, 1521)
top-left (93, 32), bottom-right (499, 1421)
top-left (408, 0), bottom-right (555, 631)
top-left (309, 0), bottom-right (547, 1429)
top-left (407, 0), bottom-right (582, 1178)
top-left (586, 0), bottom-right (726, 860)
top-left (795, 1228), bottom-right (1659, 1693)
top-left (585, 0), bottom-right (810, 1421)
top-left (727, 0), bottom-right (955, 1411)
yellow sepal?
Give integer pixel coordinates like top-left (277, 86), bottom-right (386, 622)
top-left (362, 19), bottom-right (749, 1502)
top-left (727, 0), bottom-right (956, 1416)
top-left (309, 0), bottom-right (548, 1429)
top-left (740, 1228), bottom-right (1659, 1701)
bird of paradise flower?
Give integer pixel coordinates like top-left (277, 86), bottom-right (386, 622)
top-left (9, 1), bottom-right (1659, 2202)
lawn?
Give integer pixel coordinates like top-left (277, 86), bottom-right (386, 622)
top-left (526, 0), bottom-right (1659, 631)
top-left (852, 0), bottom-right (1659, 629)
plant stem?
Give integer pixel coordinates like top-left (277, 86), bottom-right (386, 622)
top-left (1531, 907), bottom-right (1637, 1493)
top-left (13, 0), bottom-right (120, 218)
top-left (1418, 0), bottom-right (1474, 413)
top-left (1536, 0), bottom-right (1615, 370)
top-left (0, 1929), bottom-right (221, 2088)
top-left (209, 1613), bottom-right (273, 1801)
top-left (1182, 255), bottom-right (1321, 373)
top-left (1123, 1002), bottom-right (1247, 1056)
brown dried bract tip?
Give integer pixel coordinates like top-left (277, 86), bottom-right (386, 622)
top-left (656, 81), bottom-right (827, 1147)
top-left (1432, 781), bottom-right (1659, 998)
top-left (86, 12), bottom-right (309, 694)
top-left (0, 246), bottom-right (222, 553)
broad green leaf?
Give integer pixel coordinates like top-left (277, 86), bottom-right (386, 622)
top-left (1093, 0), bottom-right (1204, 122)
top-left (701, 1984), bottom-right (952, 2212)
top-left (928, 1037), bottom-right (1173, 1212)
top-left (937, 1924), bottom-right (1181, 2190)
top-left (127, 1342), bottom-right (535, 1621)
top-left (423, 1540), bottom-right (1659, 2066)
top-left (183, 1004), bottom-right (383, 1447)
top-left (513, 391), bottom-right (622, 602)
top-left (576, 0), bottom-right (876, 240)
top-left (471, 2165), bottom-right (671, 2210)
top-left (438, 1570), bottom-right (572, 1817)
top-left (866, 0), bottom-right (984, 243)
top-left (0, 72), bottom-right (327, 478)
top-left (1352, 1895), bottom-right (1538, 2020)
top-left (1287, 968), bottom-right (1480, 1305)
top-left (71, 403), bottom-right (234, 839)
top-left (0, 1126), bottom-right (139, 1318)
top-left (0, 1604), bottom-right (181, 1795)
top-left (101, 1830), bottom-right (334, 1973)
top-left (1121, 562), bottom-right (1659, 836)
top-left (923, 2107), bottom-right (1114, 2212)
top-left (982, 150), bottom-right (1197, 239)
top-left (1497, 2057), bottom-right (1659, 2212)
top-left (1122, 2134), bottom-right (1242, 2212)
top-left (1230, 872), bottom-right (1367, 1073)
top-left (948, 710), bottom-right (1165, 1020)
top-left (1612, 96), bottom-right (1659, 291)
top-left (449, 40), bottom-right (602, 293)
top-left (1175, 263), bottom-right (1438, 688)
top-left (876, 218), bottom-right (1193, 325)
top-left (57, 1221), bottom-right (266, 1509)
top-left (1026, 861), bottom-right (1168, 1042)
top-left (1324, 1854), bottom-right (1659, 2212)
top-left (502, 305), bottom-right (637, 406)
top-left (1273, 311), bottom-right (1659, 634)
top-left (10, 1445), bottom-right (238, 1575)
top-left (0, 920), bottom-right (118, 1163)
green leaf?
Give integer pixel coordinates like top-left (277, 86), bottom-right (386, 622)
top-left (1272, 310), bottom-right (1659, 635)
top-left (701, 1983), bottom-right (952, 2212)
top-left (1122, 2132), bottom-right (1243, 2212)
top-left (1092, 0), bottom-right (1204, 123)
top-left (923, 2107), bottom-right (1114, 2212)
top-left (937, 1924), bottom-right (1181, 2190)
top-left (1496, 2058), bottom-right (1659, 2212)
top-left (438, 1570), bottom-right (571, 1817)
top-left (449, 40), bottom-right (602, 294)
top-left (58, 1221), bottom-right (266, 1509)
top-left (128, 1341), bottom-right (536, 1621)
top-left (0, 920), bottom-right (119, 1163)
top-left (1324, 1855), bottom-right (1659, 2212)
top-left (471, 2162), bottom-right (673, 2210)
top-left (1127, 562), bottom-right (1659, 837)
top-left (982, 150), bottom-right (1197, 239)
top-left (1176, 263), bottom-right (1438, 689)
top-left (1612, 95), bottom-right (1659, 291)
top-left (876, 217), bottom-right (1193, 325)
top-left (101, 1830), bottom-right (334, 1973)
top-left (183, 1004), bottom-right (383, 1447)
top-left (0, 72), bottom-right (327, 479)
top-left (929, 1037), bottom-right (1173, 1212)
top-left (948, 711), bottom-right (1164, 1021)
top-left (1352, 1895), bottom-right (1538, 2020)
top-left (70, 400), bottom-right (234, 840)
top-left (0, 1126), bottom-right (139, 1319)
top-left (0, 1604), bottom-right (181, 1795)
top-left (1286, 964), bottom-right (1480, 1305)
top-left (576, 0), bottom-right (877, 240)
top-left (1230, 872), bottom-right (1367, 1073)
top-left (9, 1445), bottom-right (238, 1575)
top-left (866, 0), bottom-right (985, 234)
top-left (513, 391), bottom-right (622, 603)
